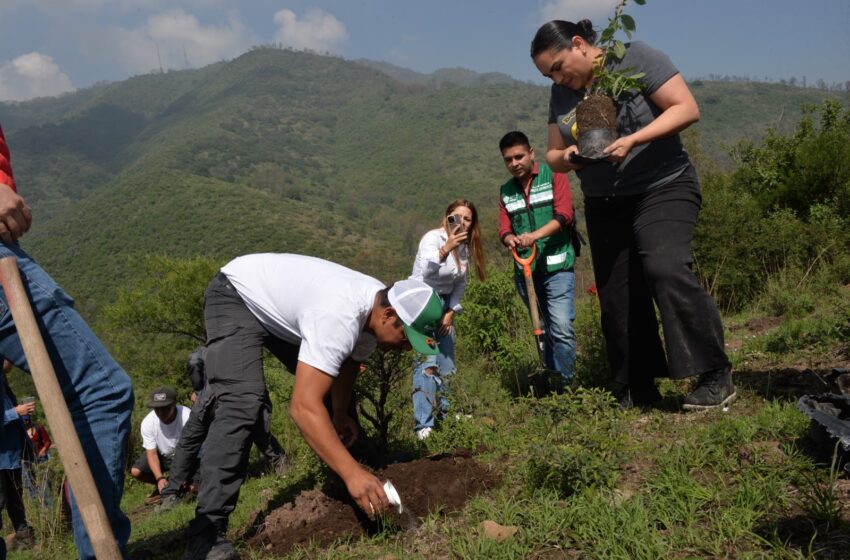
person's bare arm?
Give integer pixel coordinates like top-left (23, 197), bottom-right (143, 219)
top-left (290, 361), bottom-right (388, 518)
top-left (146, 449), bottom-right (168, 493)
top-left (331, 358), bottom-right (359, 447)
top-left (604, 73), bottom-right (700, 161)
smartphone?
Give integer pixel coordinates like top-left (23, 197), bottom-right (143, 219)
top-left (447, 214), bottom-right (463, 232)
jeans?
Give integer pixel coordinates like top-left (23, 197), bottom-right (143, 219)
top-left (0, 243), bottom-right (133, 560)
top-left (584, 164), bottom-right (730, 387)
top-left (514, 268), bottom-right (576, 382)
top-left (411, 313), bottom-right (455, 431)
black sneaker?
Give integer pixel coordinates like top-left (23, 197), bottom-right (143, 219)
top-left (206, 535), bottom-right (238, 560)
top-left (616, 382), bottom-right (662, 410)
top-left (155, 492), bottom-right (181, 513)
top-left (13, 525), bottom-right (34, 550)
top-left (683, 367), bottom-right (737, 411)
top-left (183, 531), bottom-right (238, 560)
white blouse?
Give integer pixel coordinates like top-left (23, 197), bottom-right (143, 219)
top-left (410, 228), bottom-right (468, 313)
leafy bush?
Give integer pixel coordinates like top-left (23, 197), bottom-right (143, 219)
top-left (101, 254), bottom-right (220, 394)
top-left (455, 267), bottom-right (539, 393)
top-left (694, 100), bottom-right (850, 312)
top-left (525, 388), bottom-right (626, 497)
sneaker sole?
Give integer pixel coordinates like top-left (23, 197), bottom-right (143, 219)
top-left (682, 391), bottom-right (737, 411)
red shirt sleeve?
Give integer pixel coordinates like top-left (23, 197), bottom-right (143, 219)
top-left (39, 426), bottom-right (52, 450)
top-left (0, 124), bottom-right (17, 192)
top-left (552, 171), bottom-right (573, 226)
top-left (498, 195), bottom-right (513, 241)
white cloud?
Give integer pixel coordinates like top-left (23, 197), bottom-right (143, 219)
top-left (272, 8), bottom-right (348, 53)
top-left (538, 0), bottom-right (620, 27)
top-left (0, 52), bottom-right (74, 101)
top-left (105, 9), bottom-right (254, 74)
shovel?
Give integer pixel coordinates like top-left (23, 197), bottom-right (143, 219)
top-left (0, 257), bottom-right (122, 559)
top-left (511, 245), bottom-right (560, 395)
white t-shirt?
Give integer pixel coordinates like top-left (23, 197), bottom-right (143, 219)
top-left (221, 253), bottom-right (384, 376)
top-left (140, 405), bottom-right (191, 456)
top-left (410, 227), bottom-right (468, 313)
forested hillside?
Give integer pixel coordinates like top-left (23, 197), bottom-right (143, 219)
top-left (0, 47), bottom-right (845, 313)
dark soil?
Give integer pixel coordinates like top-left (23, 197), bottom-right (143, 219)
top-left (576, 94), bottom-right (616, 130)
top-left (575, 94), bottom-right (617, 158)
top-left (735, 367), bottom-right (841, 400)
top-left (246, 451), bottom-right (497, 557)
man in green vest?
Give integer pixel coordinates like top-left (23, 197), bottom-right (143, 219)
top-left (498, 130), bottom-right (576, 387)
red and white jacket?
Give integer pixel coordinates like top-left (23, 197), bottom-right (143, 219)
top-left (0, 125), bottom-right (17, 192)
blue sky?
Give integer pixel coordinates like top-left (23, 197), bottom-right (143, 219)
top-left (0, 0), bottom-right (848, 101)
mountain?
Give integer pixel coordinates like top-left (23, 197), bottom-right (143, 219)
top-left (355, 60), bottom-right (518, 87)
top-left (1, 48), bottom-right (846, 313)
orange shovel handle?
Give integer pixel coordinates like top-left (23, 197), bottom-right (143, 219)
top-left (510, 244), bottom-right (537, 278)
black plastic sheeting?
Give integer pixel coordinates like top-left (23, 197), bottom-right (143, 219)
top-left (797, 375), bottom-right (850, 473)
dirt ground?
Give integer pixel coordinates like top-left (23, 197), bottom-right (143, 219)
top-left (246, 451), bottom-right (497, 557)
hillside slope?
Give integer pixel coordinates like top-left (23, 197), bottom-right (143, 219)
top-left (2, 48), bottom-right (846, 310)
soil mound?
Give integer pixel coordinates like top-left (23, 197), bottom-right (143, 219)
top-left (247, 451), bottom-right (496, 556)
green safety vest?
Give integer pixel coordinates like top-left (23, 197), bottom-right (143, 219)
top-left (500, 164), bottom-right (574, 274)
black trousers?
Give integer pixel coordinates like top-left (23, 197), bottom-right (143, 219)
top-left (161, 384), bottom-right (284, 498)
top-left (584, 165), bottom-right (729, 387)
top-left (187, 273), bottom-right (301, 538)
top-left (0, 467), bottom-right (28, 532)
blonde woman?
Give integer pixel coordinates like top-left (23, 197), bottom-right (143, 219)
top-left (410, 199), bottom-right (486, 440)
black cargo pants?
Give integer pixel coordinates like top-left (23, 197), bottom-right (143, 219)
top-left (186, 273), bottom-right (299, 538)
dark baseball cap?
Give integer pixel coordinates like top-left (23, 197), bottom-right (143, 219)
top-left (146, 386), bottom-right (177, 408)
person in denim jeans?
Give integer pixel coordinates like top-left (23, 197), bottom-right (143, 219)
top-left (0, 124), bottom-right (134, 560)
top-left (410, 199), bottom-right (487, 440)
top-left (498, 131), bottom-right (577, 389)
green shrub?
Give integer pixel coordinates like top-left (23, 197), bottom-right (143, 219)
top-left (525, 388), bottom-right (626, 497)
top-left (694, 101), bottom-right (850, 312)
top-left (455, 267), bottom-right (539, 393)
top-left (572, 292), bottom-right (610, 388)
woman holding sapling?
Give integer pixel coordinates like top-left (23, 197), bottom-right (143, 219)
top-left (529, 5), bottom-right (734, 411)
top-left (409, 199), bottom-right (486, 440)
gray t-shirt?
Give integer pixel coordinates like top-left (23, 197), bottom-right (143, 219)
top-left (548, 41), bottom-right (691, 197)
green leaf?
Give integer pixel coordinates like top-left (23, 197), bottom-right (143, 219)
top-left (621, 14), bottom-right (636, 31)
top-left (613, 41), bottom-right (626, 59)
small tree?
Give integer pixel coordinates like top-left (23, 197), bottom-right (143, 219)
top-left (354, 349), bottom-right (411, 452)
top-left (588, 0), bottom-right (647, 99)
top-left (575, 0), bottom-right (646, 158)
top-left (102, 254), bottom-right (220, 388)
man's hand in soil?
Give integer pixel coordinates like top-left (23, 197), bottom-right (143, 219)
top-left (292, 361), bottom-right (388, 518)
top-left (344, 467), bottom-right (389, 520)
top-left (0, 183), bottom-right (32, 245)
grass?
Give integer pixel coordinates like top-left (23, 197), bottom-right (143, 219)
top-left (6, 293), bottom-right (850, 559)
